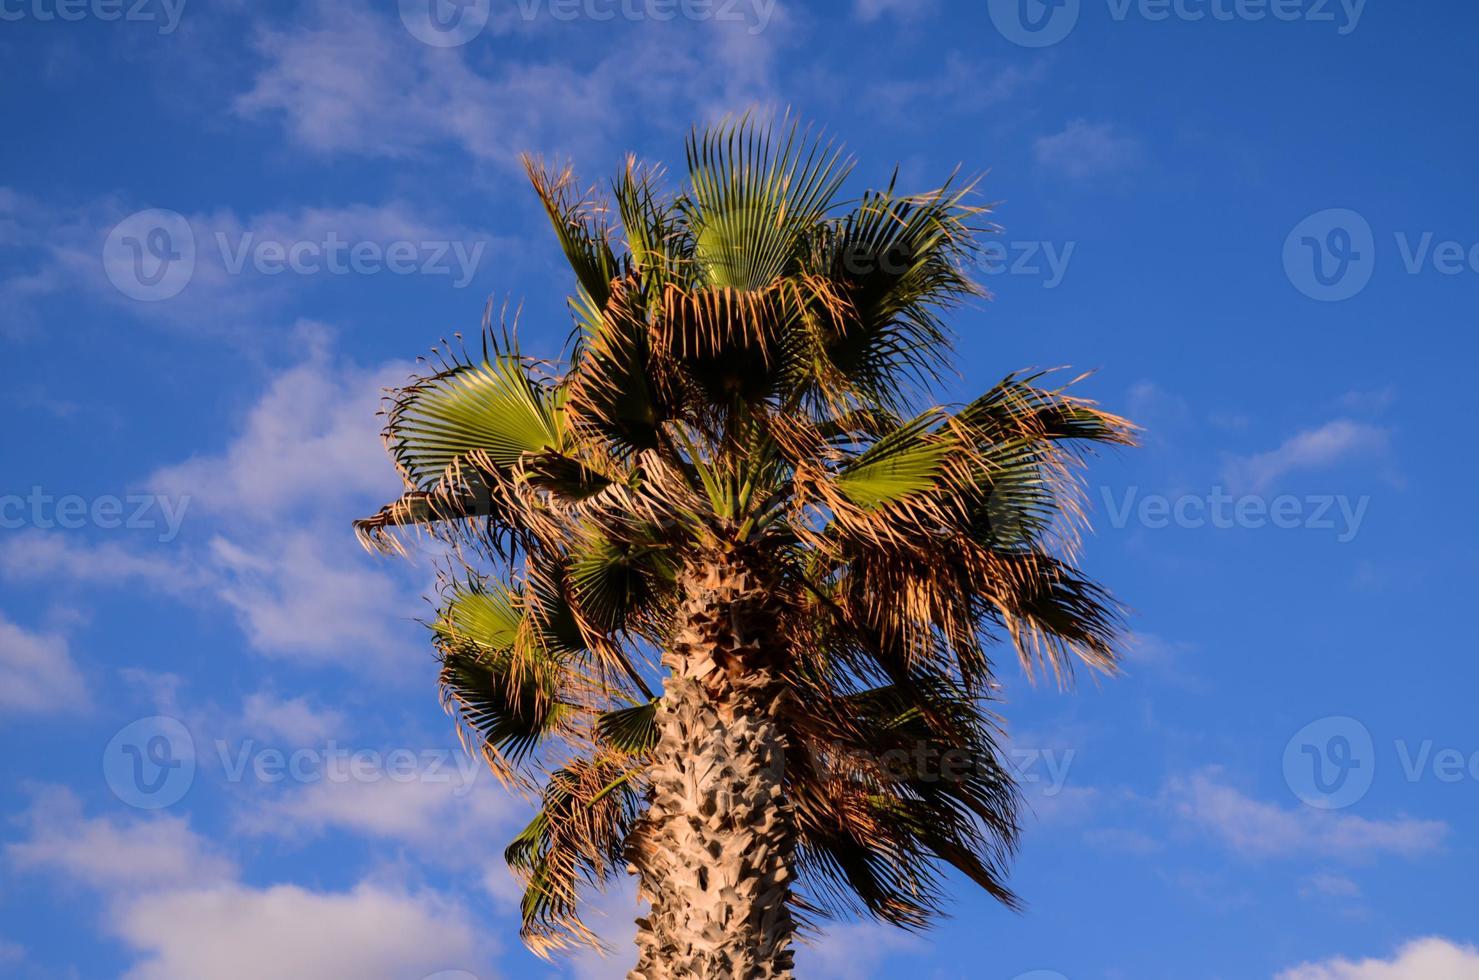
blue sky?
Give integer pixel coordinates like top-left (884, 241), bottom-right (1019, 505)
top-left (2, 1), bottom-right (1478, 977)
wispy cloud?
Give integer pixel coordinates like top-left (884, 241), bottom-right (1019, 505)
top-left (235, 2), bottom-right (786, 169)
top-left (1299, 871), bottom-right (1362, 900)
top-left (6, 787), bottom-right (492, 980)
top-left (1336, 387), bottom-right (1398, 415)
top-left (150, 332), bottom-right (408, 521)
top-left (2, 337), bottom-right (428, 667)
top-left (1167, 769), bottom-right (1446, 861)
top-left (1222, 419), bottom-right (1391, 493)
top-left (0, 532), bottom-right (201, 596)
top-left (863, 56), bottom-right (1045, 122)
top-left (1034, 119), bottom-right (1144, 180)
top-left (7, 786), bottom-right (235, 892)
top-left (239, 691), bottom-right (349, 744)
top-left (853, 0), bottom-right (937, 22)
top-left (232, 772), bottom-right (520, 877)
top-left (1277, 937), bottom-right (1479, 980)
top-left (118, 881), bottom-right (490, 980)
top-left (0, 188), bottom-right (503, 336)
top-left (0, 614), bottom-right (90, 716)
top-left (797, 921), bottom-right (926, 980)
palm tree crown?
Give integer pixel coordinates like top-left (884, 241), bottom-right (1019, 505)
top-left (356, 114), bottom-right (1135, 962)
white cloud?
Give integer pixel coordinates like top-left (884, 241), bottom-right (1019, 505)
top-left (0, 531), bottom-right (198, 596)
top-left (0, 527), bottom-right (420, 666)
top-left (149, 335), bottom-right (408, 521)
top-left (234, 3), bottom-right (781, 168)
top-left (153, 336), bottom-right (426, 663)
top-left (1125, 631), bottom-right (1193, 669)
top-left (1223, 419), bottom-right (1391, 493)
top-left (234, 768), bottom-right (511, 850)
top-left (0, 614), bottom-right (89, 716)
top-left (1167, 769), bottom-right (1446, 861)
top-left (1300, 871), bottom-right (1362, 900)
top-left (1277, 937), bottom-right (1479, 980)
top-left (1124, 380), bottom-right (1191, 430)
top-left (208, 529), bottom-right (421, 663)
top-left (1034, 119), bottom-right (1143, 180)
top-left (239, 691), bottom-right (349, 744)
top-left (0, 187), bottom-right (103, 338)
top-left (1218, 416), bottom-right (1390, 493)
top-left (6, 787), bottom-right (235, 891)
top-left (797, 920), bottom-right (925, 980)
top-left (116, 881), bottom-right (487, 980)
top-left (1337, 387), bottom-right (1397, 414)
top-left (853, 0), bottom-right (936, 22)
top-left (7, 788), bottom-right (493, 980)
top-left (5, 341), bottom-right (430, 666)
top-left (0, 187), bottom-right (500, 335)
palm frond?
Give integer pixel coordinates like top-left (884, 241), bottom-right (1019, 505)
top-left (386, 338), bottom-right (562, 490)
top-left (684, 112), bottom-right (853, 292)
top-left (524, 157), bottom-right (620, 323)
top-left (434, 579), bottom-right (583, 783)
top-left (505, 755), bottom-right (644, 957)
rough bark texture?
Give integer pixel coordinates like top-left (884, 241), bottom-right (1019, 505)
top-left (627, 548), bottom-right (796, 980)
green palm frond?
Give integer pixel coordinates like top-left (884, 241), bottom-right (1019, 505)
top-left (832, 409), bottom-right (956, 510)
top-left (613, 157), bottom-right (685, 292)
top-left (563, 283), bottom-right (674, 454)
top-left (595, 698), bottom-right (659, 754)
top-left (434, 580), bottom-right (583, 780)
top-left (810, 175), bottom-right (987, 407)
top-left (387, 342), bottom-right (562, 489)
top-left (524, 158), bottom-right (620, 320)
top-left (684, 113), bottom-right (852, 292)
top-left (567, 532), bottom-right (674, 636)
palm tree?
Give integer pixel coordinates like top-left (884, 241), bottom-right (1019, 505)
top-left (356, 115), bottom-right (1135, 979)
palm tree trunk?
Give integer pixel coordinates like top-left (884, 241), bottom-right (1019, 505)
top-left (627, 548), bottom-right (796, 979)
